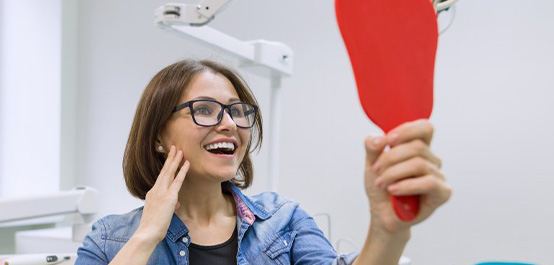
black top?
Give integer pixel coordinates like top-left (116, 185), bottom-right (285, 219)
top-left (188, 226), bottom-right (238, 265)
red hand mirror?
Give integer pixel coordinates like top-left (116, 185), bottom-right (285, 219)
top-left (336, 0), bottom-right (438, 221)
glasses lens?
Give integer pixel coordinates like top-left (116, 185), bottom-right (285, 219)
top-left (191, 100), bottom-right (221, 126)
top-left (190, 100), bottom-right (256, 128)
top-left (229, 103), bottom-right (256, 128)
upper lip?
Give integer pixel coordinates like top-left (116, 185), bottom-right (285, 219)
top-left (204, 138), bottom-right (239, 149)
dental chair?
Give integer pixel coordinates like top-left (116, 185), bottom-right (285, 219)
top-left (0, 187), bottom-right (98, 265)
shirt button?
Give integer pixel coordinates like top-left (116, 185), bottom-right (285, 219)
top-left (179, 250), bottom-right (186, 257)
top-left (182, 237), bottom-right (189, 244)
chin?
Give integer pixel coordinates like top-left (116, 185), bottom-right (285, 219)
top-left (208, 171), bottom-right (237, 182)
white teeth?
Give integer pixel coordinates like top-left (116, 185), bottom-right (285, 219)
top-left (204, 142), bottom-right (235, 151)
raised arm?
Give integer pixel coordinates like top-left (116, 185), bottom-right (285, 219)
top-left (354, 119), bottom-right (452, 265)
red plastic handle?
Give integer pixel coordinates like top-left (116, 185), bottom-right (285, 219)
top-left (391, 195), bottom-right (420, 222)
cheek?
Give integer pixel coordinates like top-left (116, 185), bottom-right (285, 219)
top-left (168, 129), bottom-right (205, 158)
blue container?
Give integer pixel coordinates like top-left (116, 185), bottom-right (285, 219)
top-left (475, 261), bottom-right (537, 265)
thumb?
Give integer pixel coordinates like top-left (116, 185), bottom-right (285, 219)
top-left (364, 135), bottom-right (386, 166)
top-left (364, 135), bottom-right (388, 200)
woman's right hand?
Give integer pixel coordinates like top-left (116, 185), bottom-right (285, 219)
top-left (134, 145), bottom-right (190, 244)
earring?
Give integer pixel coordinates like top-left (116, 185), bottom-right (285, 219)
top-left (157, 145), bottom-right (164, 152)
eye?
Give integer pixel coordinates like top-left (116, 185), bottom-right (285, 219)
top-left (229, 106), bottom-right (244, 117)
top-left (193, 105), bottom-right (213, 116)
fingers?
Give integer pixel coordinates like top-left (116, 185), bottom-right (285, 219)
top-left (364, 121), bottom-right (450, 230)
top-left (166, 150), bottom-right (183, 182)
top-left (387, 174), bottom-right (452, 204)
top-left (387, 119), bottom-right (434, 147)
top-left (155, 146), bottom-right (183, 188)
top-left (158, 145), bottom-right (176, 178)
top-left (370, 119), bottom-right (442, 190)
top-left (372, 139), bottom-right (442, 175)
top-left (365, 136), bottom-right (387, 166)
top-left (364, 135), bottom-right (390, 203)
top-left (375, 157), bottom-right (442, 189)
top-left (170, 160), bottom-right (190, 194)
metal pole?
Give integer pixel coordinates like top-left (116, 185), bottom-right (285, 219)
top-left (267, 74), bottom-right (282, 192)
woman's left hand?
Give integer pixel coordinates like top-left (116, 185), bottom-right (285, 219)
top-left (364, 119), bottom-right (452, 234)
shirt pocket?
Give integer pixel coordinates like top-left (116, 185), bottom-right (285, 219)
top-left (263, 230), bottom-right (297, 265)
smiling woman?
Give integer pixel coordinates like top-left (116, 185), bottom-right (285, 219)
top-left (74, 59), bottom-right (451, 265)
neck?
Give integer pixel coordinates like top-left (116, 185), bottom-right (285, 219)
top-left (176, 176), bottom-right (235, 226)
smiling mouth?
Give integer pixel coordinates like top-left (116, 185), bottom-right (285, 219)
top-left (203, 142), bottom-right (237, 155)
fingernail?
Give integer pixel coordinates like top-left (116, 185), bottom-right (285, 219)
top-left (372, 136), bottom-right (383, 147)
top-left (387, 184), bottom-right (398, 193)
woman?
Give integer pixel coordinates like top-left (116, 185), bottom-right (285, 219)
top-left (75, 59), bottom-right (451, 265)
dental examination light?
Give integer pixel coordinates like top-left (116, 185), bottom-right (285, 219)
top-left (155, 0), bottom-right (293, 76)
top-left (435, 0), bottom-right (458, 34)
top-left (155, 0), bottom-right (294, 192)
top-left (434, 0), bottom-right (458, 13)
top-left (0, 187), bottom-right (98, 242)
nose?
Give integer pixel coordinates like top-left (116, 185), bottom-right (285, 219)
top-left (216, 109), bottom-right (237, 131)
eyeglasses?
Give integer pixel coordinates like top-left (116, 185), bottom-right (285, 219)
top-left (173, 99), bottom-right (258, 128)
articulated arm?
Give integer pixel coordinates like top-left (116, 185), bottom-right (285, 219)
top-left (155, 0), bottom-right (231, 27)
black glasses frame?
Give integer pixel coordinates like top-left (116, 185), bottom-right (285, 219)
top-left (173, 99), bottom-right (258, 129)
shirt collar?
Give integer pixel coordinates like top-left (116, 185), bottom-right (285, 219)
top-left (223, 181), bottom-right (271, 223)
top-left (165, 181), bottom-right (271, 242)
top-left (165, 213), bottom-right (189, 242)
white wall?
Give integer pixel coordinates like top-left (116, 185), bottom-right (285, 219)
top-left (72, 0), bottom-right (274, 216)
top-left (420, 1), bottom-right (554, 263)
top-left (4, 0), bottom-right (551, 263)
top-left (0, 0), bottom-right (61, 197)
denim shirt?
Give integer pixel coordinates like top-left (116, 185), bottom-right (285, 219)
top-left (75, 182), bottom-right (358, 265)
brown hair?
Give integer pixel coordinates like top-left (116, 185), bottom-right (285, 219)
top-left (123, 59), bottom-right (263, 200)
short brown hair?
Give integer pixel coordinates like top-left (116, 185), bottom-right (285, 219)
top-left (123, 59), bottom-right (263, 200)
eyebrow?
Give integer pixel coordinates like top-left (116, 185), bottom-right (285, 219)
top-left (193, 96), bottom-right (241, 103)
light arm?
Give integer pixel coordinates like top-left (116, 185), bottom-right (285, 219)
top-left (154, 1), bottom-right (293, 77)
top-left (434, 0), bottom-right (459, 13)
top-left (155, 0), bottom-right (231, 27)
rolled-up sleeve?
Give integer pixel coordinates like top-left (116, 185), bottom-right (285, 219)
top-left (334, 252), bottom-right (359, 265)
top-left (290, 206), bottom-right (359, 265)
top-left (75, 219), bottom-right (109, 265)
